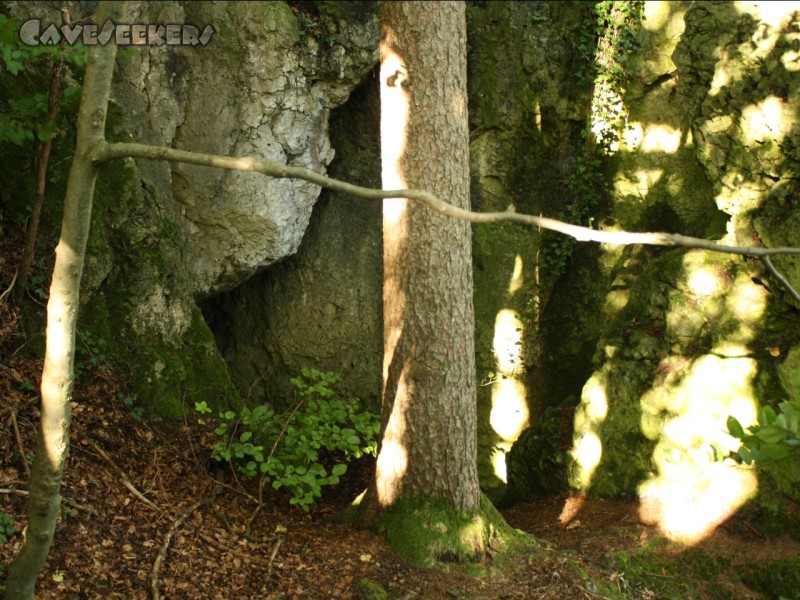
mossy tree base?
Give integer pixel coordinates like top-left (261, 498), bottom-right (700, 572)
top-left (371, 496), bottom-right (539, 570)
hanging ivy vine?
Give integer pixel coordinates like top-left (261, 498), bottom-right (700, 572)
top-left (528, 1), bottom-right (644, 327)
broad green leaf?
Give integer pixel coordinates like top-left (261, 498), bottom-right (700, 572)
top-left (755, 426), bottom-right (786, 444)
top-left (759, 406), bottom-right (777, 426)
top-left (738, 446), bottom-right (753, 465)
top-left (727, 416), bottom-right (745, 439)
top-left (758, 444), bottom-right (790, 462)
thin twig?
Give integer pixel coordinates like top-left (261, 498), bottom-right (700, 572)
top-left (9, 409), bottom-right (30, 477)
top-left (150, 485), bottom-right (222, 600)
top-left (581, 587), bottom-right (613, 600)
top-left (0, 269), bottom-right (18, 303)
top-left (195, 528), bottom-right (267, 565)
top-left (243, 502), bottom-right (265, 544)
top-left (265, 536), bottom-right (284, 584)
top-left (0, 487), bottom-right (98, 517)
top-left (85, 438), bottom-right (162, 513)
top-left (761, 256), bottom-right (800, 305)
top-left (247, 370), bottom-right (271, 399)
top-left (267, 398), bottom-right (305, 466)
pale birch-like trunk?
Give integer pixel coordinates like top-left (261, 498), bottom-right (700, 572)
top-left (5, 3), bottom-right (123, 597)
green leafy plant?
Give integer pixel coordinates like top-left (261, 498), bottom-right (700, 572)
top-left (527, 2), bottom-right (643, 326)
top-left (17, 380), bottom-right (35, 392)
top-left (577, 0), bottom-right (644, 154)
top-left (0, 511), bottom-right (13, 584)
top-left (0, 14), bottom-right (86, 147)
top-left (725, 401), bottom-right (800, 464)
top-left (75, 330), bottom-right (109, 379)
top-left (28, 270), bottom-right (49, 302)
top-left (0, 512), bottom-right (14, 545)
top-left (203, 368), bottom-right (380, 511)
top-left (194, 400), bottom-right (212, 424)
top-left (120, 393), bottom-right (144, 420)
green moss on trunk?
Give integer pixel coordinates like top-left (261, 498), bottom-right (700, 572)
top-left (375, 496), bottom-right (537, 570)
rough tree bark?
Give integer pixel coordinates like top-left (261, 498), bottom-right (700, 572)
top-left (5, 3), bottom-right (123, 598)
top-left (356, 0), bottom-right (482, 526)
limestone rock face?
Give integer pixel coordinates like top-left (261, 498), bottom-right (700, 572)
top-left (1, 1), bottom-right (377, 415)
top-left (203, 79), bottom-right (383, 410)
top-left (117, 1), bottom-right (378, 298)
top-left (673, 1), bottom-right (800, 304)
top-left (563, 3), bottom-right (800, 537)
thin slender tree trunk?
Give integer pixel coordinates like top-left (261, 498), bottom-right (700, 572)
top-left (14, 8), bottom-right (70, 302)
top-left (359, 0), bottom-right (480, 526)
top-left (5, 3), bottom-right (123, 597)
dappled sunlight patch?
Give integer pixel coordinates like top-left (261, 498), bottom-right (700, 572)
top-left (375, 436), bottom-right (408, 507)
top-left (570, 372), bottom-right (609, 490)
top-left (638, 461), bottom-right (758, 545)
top-left (736, 1), bottom-right (800, 31)
top-left (686, 266), bottom-right (719, 297)
top-left (375, 370), bottom-right (410, 507)
top-left (726, 268), bottom-right (769, 323)
top-left (621, 123), bottom-right (682, 155)
top-left (638, 354), bottom-right (759, 544)
top-left (558, 494), bottom-right (586, 526)
top-left (641, 355), bottom-right (759, 448)
top-left (613, 165), bottom-right (663, 198)
top-left (665, 252), bottom-right (735, 345)
top-left (489, 379), bottom-right (528, 441)
top-left (492, 309), bottom-right (525, 375)
top-left (603, 288), bottom-right (631, 315)
top-left (379, 40), bottom-right (409, 228)
top-left (741, 96), bottom-right (787, 146)
top-left (571, 432), bottom-right (604, 491)
top-left (490, 447), bottom-right (509, 483)
top-left (489, 307), bottom-right (529, 481)
top-left (507, 254), bottom-right (524, 295)
top-left (377, 27), bottom-right (413, 510)
top-left (640, 125), bottom-right (682, 154)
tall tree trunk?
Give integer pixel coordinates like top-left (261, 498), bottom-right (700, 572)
top-left (359, 0), bottom-right (481, 526)
top-left (5, 3), bottom-right (123, 598)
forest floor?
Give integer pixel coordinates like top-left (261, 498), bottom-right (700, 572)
top-left (2, 241), bottom-right (800, 599)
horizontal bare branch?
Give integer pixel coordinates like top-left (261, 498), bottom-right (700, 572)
top-left (94, 141), bottom-right (800, 296)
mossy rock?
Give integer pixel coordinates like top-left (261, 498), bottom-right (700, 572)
top-left (502, 405), bottom-right (572, 506)
top-left (569, 248), bottom-right (800, 524)
top-left (355, 578), bottom-right (390, 600)
top-left (77, 290), bottom-right (241, 419)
